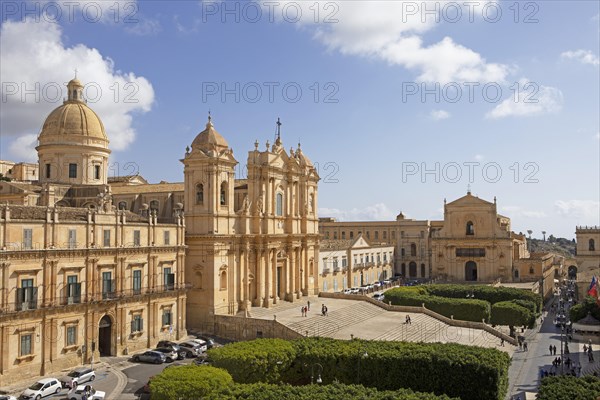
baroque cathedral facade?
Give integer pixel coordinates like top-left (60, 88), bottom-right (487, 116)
top-left (0, 76), bottom-right (320, 384)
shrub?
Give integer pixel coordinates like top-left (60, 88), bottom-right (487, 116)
top-left (490, 301), bottom-right (535, 328)
top-left (209, 337), bottom-right (511, 400)
top-left (569, 295), bottom-right (600, 322)
top-left (425, 285), bottom-right (542, 313)
top-left (211, 381), bottom-right (459, 400)
top-left (208, 338), bottom-right (296, 383)
top-left (385, 288), bottom-right (491, 322)
top-left (537, 375), bottom-right (600, 400)
top-left (149, 365), bottom-right (233, 400)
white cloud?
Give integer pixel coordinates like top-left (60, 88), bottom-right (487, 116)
top-left (485, 78), bottom-right (563, 119)
top-left (125, 17), bottom-right (162, 36)
top-left (262, 1), bottom-right (508, 84)
top-left (554, 200), bottom-right (600, 221)
top-left (319, 203), bottom-right (396, 221)
top-left (501, 205), bottom-right (547, 219)
top-left (429, 109), bottom-right (450, 120)
top-left (560, 50), bottom-right (599, 66)
top-left (0, 18), bottom-right (155, 160)
top-left (8, 134), bottom-right (38, 162)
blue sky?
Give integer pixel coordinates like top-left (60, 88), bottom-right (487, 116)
top-left (1, 0), bottom-right (598, 239)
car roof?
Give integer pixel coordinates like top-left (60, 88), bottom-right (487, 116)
top-left (73, 367), bottom-right (92, 372)
top-left (37, 378), bottom-right (58, 384)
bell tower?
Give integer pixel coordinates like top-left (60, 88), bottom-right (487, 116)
top-left (182, 114), bottom-right (237, 235)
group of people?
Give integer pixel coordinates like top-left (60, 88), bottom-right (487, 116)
top-left (300, 301), bottom-right (311, 317)
top-left (517, 337), bottom-right (528, 351)
top-left (548, 344), bottom-right (558, 355)
top-left (405, 315), bottom-right (412, 324)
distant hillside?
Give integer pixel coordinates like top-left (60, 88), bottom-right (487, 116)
top-left (529, 236), bottom-right (576, 258)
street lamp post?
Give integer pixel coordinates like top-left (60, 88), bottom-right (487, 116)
top-left (310, 363), bottom-right (323, 384)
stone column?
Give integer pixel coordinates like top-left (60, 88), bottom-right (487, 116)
top-left (263, 248), bottom-right (272, 308)
top-left (0, 262), bottom-right (10, 309)
top-left (287, 246), bottom-right (296, 302)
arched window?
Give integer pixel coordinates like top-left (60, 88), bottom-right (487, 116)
top-left (590, 239), bottom-right (596, 251)
top-left (220, 270), bottom-right (227, 290)
top-left (410, 243), bottom-right (417, 257)
top-left (276, 192), bottom-right (283, 216)
top-left (420, 263), bottom-right (426, 278)
top-left (150, 200), bottom-right (159, 213)
top-left (118, 201), bottom-right (127, 210)
top-left (196, 184), bottom-right (204, 204)
top-left (220, 182), bottom-right (227, 205)
top-left (466, 221), bottom-right (474, 235)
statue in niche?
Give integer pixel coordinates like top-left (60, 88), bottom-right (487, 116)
top-left (255, 194), bottom-right (264, 215)
top-left (239, 195), bottom-right (251, 215)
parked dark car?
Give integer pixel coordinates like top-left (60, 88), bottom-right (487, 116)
top-left (156, 341), bottom-right (186, 360)
top-left (132, 350), bottom-right (166, 364)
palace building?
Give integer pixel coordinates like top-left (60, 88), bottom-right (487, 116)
top-left (0, 78), bottom-right (187, 385)
top-left (320, 191), bottom-right (561, 292)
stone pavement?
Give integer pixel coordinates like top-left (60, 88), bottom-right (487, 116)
top-left (251, 295), bottom-right (514, 352)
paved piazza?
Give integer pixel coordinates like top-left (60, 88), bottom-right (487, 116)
top-left (249, 296), bottom-right (514, 353)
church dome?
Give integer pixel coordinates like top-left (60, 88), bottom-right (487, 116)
top-left (191, 114), bottom-right (229, 153)
top-left (38, 78), bottom-right (109, 147)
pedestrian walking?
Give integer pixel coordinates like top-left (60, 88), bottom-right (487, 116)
top-left (518, 340), bottom-right (522, 350)
top-left (324, 305), bottom-right (328, 316)
top-left (321, 303), bottom-right (326, 316)
top-left (307, 300), bottom-right (311, 311)
top-left (553, 345), bottom-right (557, 355)
top-left (549, 345), bottom-right (553, 355)
top-left (523, 341), bottom-right (528, 351)
top-left (301, 306), bottom-right (305, 317)
top-left (583, 344), bottom-right (588, 353)
top-left (500, 338), bottom-right (505, 347)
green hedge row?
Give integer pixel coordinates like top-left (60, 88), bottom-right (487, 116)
top-left (490, 301), bottom-right (535, 328)
top-left (537, 375), bottom-right (600, 400)
top-left (424, 284), bottom-right (542, 313)
top-left (208, 337), bottom-right (511, 400)
top-left (569, 295), bottom-right (600, 322)
top-left (149, 365), bottom-right (459, 400)
top-left (384, 288), bottom-right (491, 322)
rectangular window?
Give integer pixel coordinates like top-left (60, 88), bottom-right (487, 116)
top-left (68, 163), bottom-right (77, 178)
top-left (164, 267), bottom-right (174, 290)
top-left (162, 309), bottom-right (173, 326)
top-left (67, 275), bottom-right (81, 304)
top-left (342, 257), bottom-right (347, 267)
top-left (94, 165), bottom-right (100, 180)
top-left (23, 228), bottom-right (32, 250)
top-left (164, 230), bottom-right (170, 245)
top-left (20, 334), bottom-right (32, 356)
top-left (102, 271), bottom-right (114, 299)
top-left (45, 163), bottom-right (51, 179)
top-left (131, 315), bottom-right (143, 333)
top-left (133, 270), bottom-right (142, 294)
top-left (133, 230), bottom-right (140, 246)
top-left (68, 229), bottom-right (76, 249)
top-left (18, 278), bottom-right (36, 310)
top-left (66, 326), bottom-right (77, 346)
top-left (103, 229), bottom-right (111, 247)
top-left (350, 232), bottom-right (354, 239)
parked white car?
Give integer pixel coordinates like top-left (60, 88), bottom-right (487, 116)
top-left (20, 378), bottom-right (61, 400)
top-left (187, 338), bottom-right (208, 353)
top-left (60, 367), bottom-right (96, 389)
top-left (373, 292), bottom-right (385, 301)
top-left (67, 385), bottom-right (105, 400)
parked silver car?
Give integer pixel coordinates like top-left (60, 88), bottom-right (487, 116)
top-left (178, 341), bottom-right (201, 357)
top-left (60, 367), bottom-right (96, 389)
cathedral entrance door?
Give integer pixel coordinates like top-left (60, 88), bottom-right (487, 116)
top-left (465, 261), bottom-right (477, 281)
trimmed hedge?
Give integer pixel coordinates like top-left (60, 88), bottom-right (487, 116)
top-left (150, 366), bottom-right (458, 400)
top-left (385, 288), bottom-right (491, 322)
top-left (424, 284), bottom-right (542, 313)
top-left (537, 375), bottom-right (600, 400)
top-left (490, 301), bottom-right (535, 328)
top-left (209, 337), bottom-right (511, 400)
top-left (149, 365), bottom-right (233, 399)
top-left (569, 295), bottom-right (600, 322)
top-left (210, 381), bottom-right (459, 400)
top-left (206, 338), bottom-right (296, 383)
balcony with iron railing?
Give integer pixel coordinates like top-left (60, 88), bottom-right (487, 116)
top-left (0, 282), bottom-right (191, 315)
